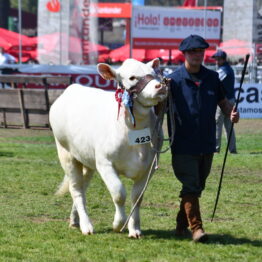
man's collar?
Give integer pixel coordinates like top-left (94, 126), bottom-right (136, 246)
top-left (180, 64), bottom-right (209, 80)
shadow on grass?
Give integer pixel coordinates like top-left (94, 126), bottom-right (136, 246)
top-left (0, 152), bottom-right (13, 157)
top-left (142, 230), bottom-right (262, 247)
top-left (207, 234), bottom-right (262, 247)
top-left (250, 151), bottom-right (262, 155)
top-left (143, 229), bottom-right (179, 239)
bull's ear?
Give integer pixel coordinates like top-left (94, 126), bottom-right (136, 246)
top-left (97, 63), bottom-right (117, 80)
top-left (147, 58), bottom-right (160, 70)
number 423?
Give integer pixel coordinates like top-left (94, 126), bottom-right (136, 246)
top-left (135, 135), bottom-right (151, 144)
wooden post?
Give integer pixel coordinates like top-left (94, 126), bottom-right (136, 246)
top-left (43, 78), bottom-right (50, 128)
top-left (18, 89), bottom-right (28, 128)
top-left (1, 109), bottom-right (7, 128)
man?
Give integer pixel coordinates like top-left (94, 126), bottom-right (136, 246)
top-left (212, 50), bottom-right (237, 153)
top-left (0, 47), bottom-right (16, 65)
top-left (167, 35), bottom-right (239, 242)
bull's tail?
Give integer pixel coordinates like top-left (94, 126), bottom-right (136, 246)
top-left (55, 175), bottom-right (69, 196)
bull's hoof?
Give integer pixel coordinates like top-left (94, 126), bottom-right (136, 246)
top-left (82, 230), bottom-right (94, 235)
top-left (81, 224), bottom-right (94, 235)
top-left (113, 219), bottom-right (126, 232)
top-left (128, 230), bottom-right (142, 239)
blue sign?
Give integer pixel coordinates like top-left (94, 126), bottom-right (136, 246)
top-left (133, 0), bottom-right (144, 5)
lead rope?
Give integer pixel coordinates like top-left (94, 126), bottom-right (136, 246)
top-left (151, 87), bottom-right (176, 154)
top-left (120, 152), bottom-right (158, 233)
top-left (120, 80), bottom-right (177, 233)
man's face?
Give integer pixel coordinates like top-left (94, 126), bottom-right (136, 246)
top-left (184, 48), bottom-right (205, 66)
top-left (214, 57), bottom-right (225, 66)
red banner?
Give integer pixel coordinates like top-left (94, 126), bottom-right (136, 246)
top-left (183, 0), bottom-right (196, 7)
top-left (91, 3), bottom-right (132, 18)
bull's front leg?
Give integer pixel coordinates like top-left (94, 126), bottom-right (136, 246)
top-left (96, 161), bottom-right (127, 232)
top-left (128, 176), bottom-right (148, 238)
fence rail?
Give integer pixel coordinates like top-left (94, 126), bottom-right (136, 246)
top-left (0, 75), bottom-right (72, 128)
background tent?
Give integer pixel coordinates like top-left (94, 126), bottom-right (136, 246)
top-left (31, 33), bottom-right (110, 64)
top-left (0, 36), bottom-right (12, 50)
top-left (219, 39), bottom-right (252, 58)
top-left (107, 44), bottom-right (218, 65)
top-left (107, 45), bottom-right (185, 64)
top-left (0, 28), bottom-right (35, 50)
top-left (0, 28), bottom-right (36, 62)
top-left (108, 44), bottom-right (145, 63)
top-left (31, 33), bottom-right (109, 54)
top-left (204, 49), bottom-right (216, 64)
top-left (144, 49), bottom-right (184, 64)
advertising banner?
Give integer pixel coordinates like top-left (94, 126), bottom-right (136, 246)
top-left (236, 83), bottom-right (262, 118)
top-left (37, 0), bottom-right (98, 65)
top-left (132, 6), bottom-right (221, 49)
top-left (90, 3), bottom-right (131, 18)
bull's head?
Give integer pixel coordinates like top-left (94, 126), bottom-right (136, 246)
top-left (97, 58), bottom-right (169, 108)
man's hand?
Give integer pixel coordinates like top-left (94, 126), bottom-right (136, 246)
top-left (231, 106), bottom-right (239, 123)
top-left (218, 98), bottom-right (240, 123)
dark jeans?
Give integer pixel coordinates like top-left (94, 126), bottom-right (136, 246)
top-left (172, 154), bottom-right (214, 197)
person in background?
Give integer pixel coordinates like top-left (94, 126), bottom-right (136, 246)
top-left (212, 50), bottom-right (237, 154)
top-left (0, 47), bottom-right (16, 65)
top-left (167, 35), bottom-right (239, 242)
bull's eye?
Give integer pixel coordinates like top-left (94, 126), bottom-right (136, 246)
top-left (129, 76), bottom-right (136, 81)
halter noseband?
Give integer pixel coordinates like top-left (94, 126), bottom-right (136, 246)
top-left (115, 72), bottom-right (170, 127)
top-left (128, 74), bottom-right (155, 95)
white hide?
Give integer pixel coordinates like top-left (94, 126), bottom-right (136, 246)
top-left (49, 58), bottom-right (168, 238)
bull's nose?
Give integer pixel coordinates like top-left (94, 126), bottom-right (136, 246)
top-left (155, 83), bottom-right (161, 89)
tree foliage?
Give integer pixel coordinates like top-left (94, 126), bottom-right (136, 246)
top-left (0, 0), bottom-right (10, 29)
top-left (10, 0), bottom-right (37, 14)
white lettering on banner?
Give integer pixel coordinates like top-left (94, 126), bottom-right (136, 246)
top-left (75, 75), bottom-right (93, 86)
top-left (75, 74), bottom-right (116, 89)
top-left (98, 7), bottom-right (122, 14)
top-left (132, 6), bottom-right (221, 48)
top-left (235, 83), bottom-right (262, 118)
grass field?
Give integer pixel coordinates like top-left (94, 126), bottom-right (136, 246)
top-left (0, 119), bottom-right (261, 262)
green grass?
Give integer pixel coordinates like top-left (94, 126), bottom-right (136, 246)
top-left (0, 120), bottom-right (261, 262)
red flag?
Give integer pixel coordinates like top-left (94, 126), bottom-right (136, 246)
top-left (183, 0), bottom-right (196, 7)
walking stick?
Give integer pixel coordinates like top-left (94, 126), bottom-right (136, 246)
top-left (211, 53), bottom-right (250, 222)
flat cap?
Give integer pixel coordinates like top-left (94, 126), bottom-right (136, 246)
top-left (179, 34), bottom-right (209, 52)
top-left (212, 50), bottom-right (227, 59)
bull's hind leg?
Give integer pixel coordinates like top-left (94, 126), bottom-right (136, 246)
top-left (96, 161), bottom-right (127, 232)
top-left (128, 176), bottom-right (148, 238)
top-left (70, 167), bottom-right (94, 228)
top-left (55, 140), bottom-right (94, 235)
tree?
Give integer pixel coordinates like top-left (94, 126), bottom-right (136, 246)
top-left (10, 0), bottom-right (37, 15)
top-left (0, 0), bottom-right (10, 29)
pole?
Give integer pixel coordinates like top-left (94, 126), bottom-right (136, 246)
top-left (59, 3), bottom-right (62, 65)
top-left (211, 54), bottom-right (250, 222)
top-left (18, 0), bottom-right (22, 64)
top-left (204, 0), bottom-right (207, 39)
top-left (130, 17), bottom-right (133, 58)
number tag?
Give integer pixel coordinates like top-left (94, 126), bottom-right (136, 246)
top-left (128, 128), bottom-right (151, 145)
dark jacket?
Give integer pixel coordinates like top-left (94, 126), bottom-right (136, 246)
top-left (217, 62), bottom-right (235, 100)
top-left (167, 64), bottom-right (225, 154)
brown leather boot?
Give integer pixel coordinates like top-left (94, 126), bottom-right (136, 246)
top-left (175, 201), bottom-right (191, 237)
top-left (182, 194), bottom-right (208, 242)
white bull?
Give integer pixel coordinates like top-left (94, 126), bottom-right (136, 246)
top-left (49, 58), bottom-right (168, 238)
